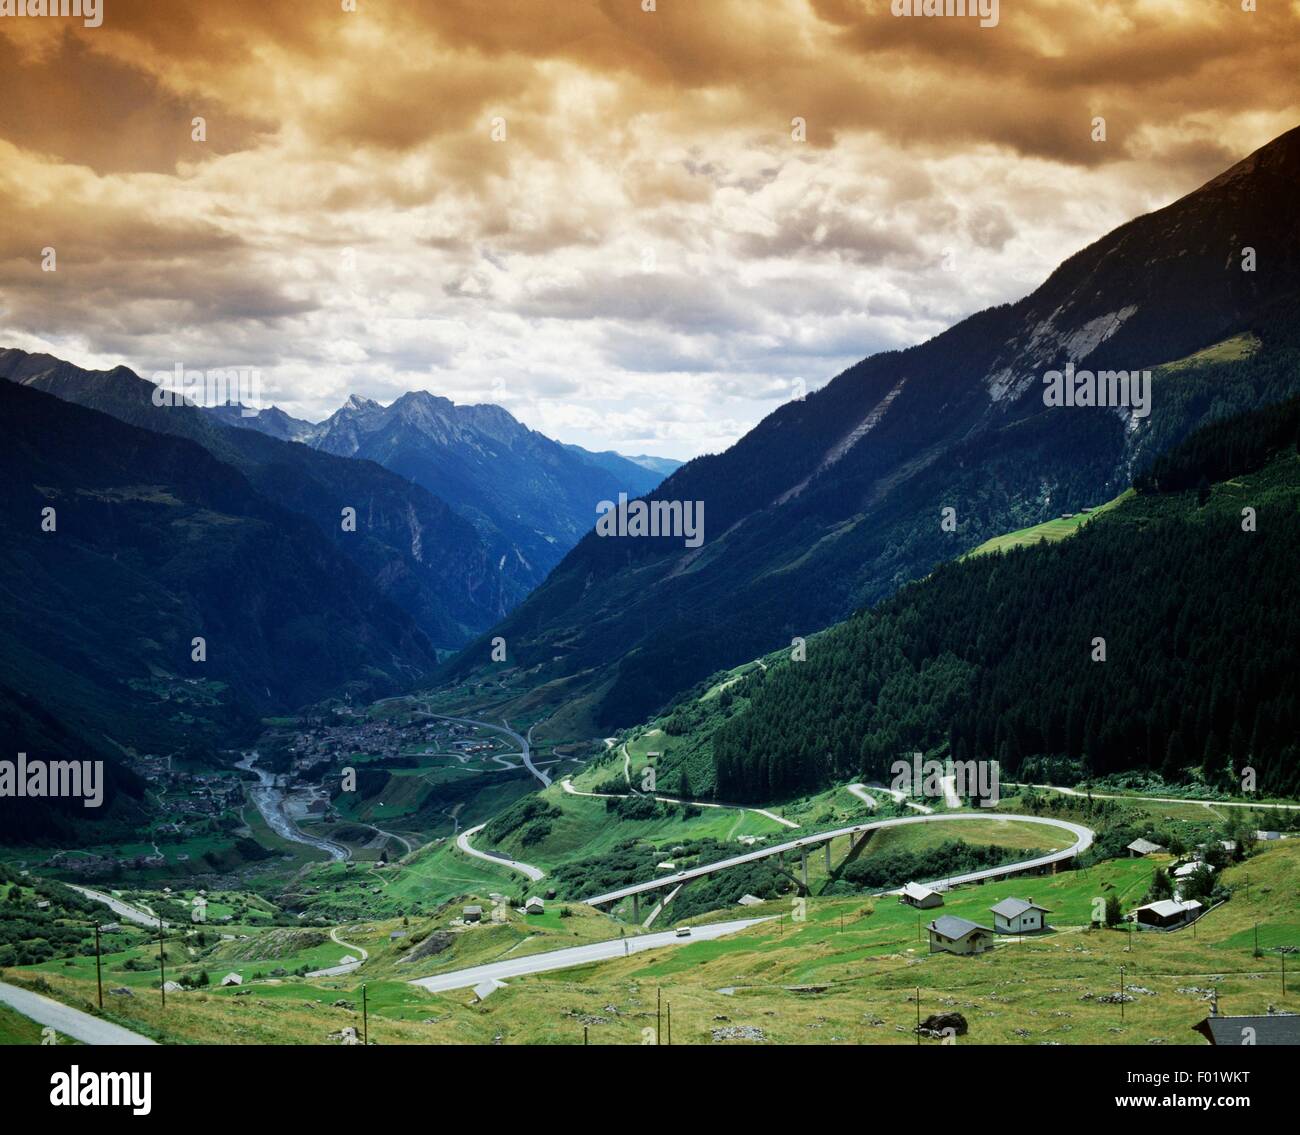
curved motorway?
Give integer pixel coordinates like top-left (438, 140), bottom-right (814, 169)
top-left (582, 811), bottom-right (1094, 907)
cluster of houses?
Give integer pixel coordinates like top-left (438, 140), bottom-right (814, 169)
top-left (901, 827), bottom-right (1279, 952)
top-left (461, 896), bottom-right (546, 923)
top-left (1124, 837), bottom-right (1225, 930)
top-left (900, 883), bottom-right (1053, 955)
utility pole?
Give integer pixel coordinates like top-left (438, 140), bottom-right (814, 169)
top-left (1119, 966), bottom-right (1125, 1023)
top-left (666, 1002), bottom-right (672, 1046)
top-left (362, 984), bottom-right (368, 1045)
top-left (158, 916), bottom-right (166, 1007)
top-left (93, 923), bottom-right (103, 1011)
top-left (656, 986), bottom-right (662, 1045)
top-left (915, 986), bottom-right (920, 1044)
top-left (583, 1025), bottom-right (588, 1045)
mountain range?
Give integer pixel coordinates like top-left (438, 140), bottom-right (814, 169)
top-left (440, 125), bottom-right (1300, 733)
top-left (207, 396), bottom-right (679, 599)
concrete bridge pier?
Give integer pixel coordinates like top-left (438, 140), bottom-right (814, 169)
top-left (800, 849), bottom-right (808, 887)
top-left (825, 841), bottom-right (832, 871)
top-left (632, 892), bottom-right (640, 922)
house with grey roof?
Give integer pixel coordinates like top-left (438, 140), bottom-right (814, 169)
top-left (1132, 898), bottom-right (1203, 930)
top-left (1127, 838), bottom-right (1165, 857)
top-left (927, 915), bottom-right (996, 956)
top-left (899, 881), bottom-right (943, 909)
top-left (989, 897), bottom-right (1051, 935)
top-left (1193, 1007), bottom-right (1300, 1046)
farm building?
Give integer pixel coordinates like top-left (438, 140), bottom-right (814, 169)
top-left (1126, 838), bottom-right (1165, 857)
top-left (1132, 898), bottom-right (1203, 930)
top-left (989, 897), bottom-right (1051, 935)
top-left (525, 896), bottom-right (545, 914)
top-left (899, 882), bottom-right (943, 909)
top-left (927, 915), bottom-right (996, 956)
top-left (1193, 1008), bottom-right (1300, 1046)
top-left (1174, 860), bottom-right (1213, 880)
top-left (462, 905), bottom-right (483, 923)
top-left (220, 973), bottom-right (243, 986)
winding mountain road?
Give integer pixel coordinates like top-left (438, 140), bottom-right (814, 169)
top-left (561, 777), bottom-right (800, 829)
top-left (582, 811), bottom-right (1094, 907)
top-left (456, 823), bottom-right (545, 882)
top-left (433, 715), bottom-right (551, 787)
top-left (307, 926), bottom-right (371, 977)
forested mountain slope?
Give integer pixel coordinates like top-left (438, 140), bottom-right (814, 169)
top-left (654, 398), bottom-right (1300, 802)
top-left (442, 126), bottom-right (1300, 731)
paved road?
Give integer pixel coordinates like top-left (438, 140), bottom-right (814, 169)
top-left (561, 776), bottom-right (800, 829)
top-left (863, 782), bottom-right (933, 814)
top-left (456, 823), bottom-right (546, 882)
top-left (408, 917), bottom-right (771, 993)
top-left (1008, 782), bottom-right (1300, 813)
top-left (66, 885), bottom-right (167, 929)
top-left (582, 811), bottom-right (1093, 906)
top-left (0, 981), bottom-right (157, 1045)
top-left (307, 926), bottom-right (370, 978)
top-left (846, 784), bottom-right (877, 809)
top-left (434, 714), bottom-right (551, 787)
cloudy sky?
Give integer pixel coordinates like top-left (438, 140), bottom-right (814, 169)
top-left (1, 0), bottom-right (1297, 458)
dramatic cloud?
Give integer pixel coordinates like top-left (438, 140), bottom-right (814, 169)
top-left (0, 0), bottom-right (1296, 457)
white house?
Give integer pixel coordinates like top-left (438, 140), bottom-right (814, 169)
top-left (989, 897), bottom-right (1051, 935)
top-left (899, 881), bottom-right (943, 909)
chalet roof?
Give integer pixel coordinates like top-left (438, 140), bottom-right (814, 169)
top-left (1127, 838), bottom-right (1165, 854)
top-left (990, 897), bottom-right (1051, 919)
top-left (1194, 1013), bottom-right (1300, 1046)
top-left (1135, 899), bottom-right (1202, 919)
top-left (902, 882), bottom-right (940, 901)
top-left (928, 915), bottom-right (993, 941)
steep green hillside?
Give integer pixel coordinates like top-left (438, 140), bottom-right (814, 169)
top-left (709, 399), bottom-right (1300, 800)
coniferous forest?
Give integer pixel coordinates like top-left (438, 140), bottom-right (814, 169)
top-left (712, 402), bottom-right (1300, 802)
